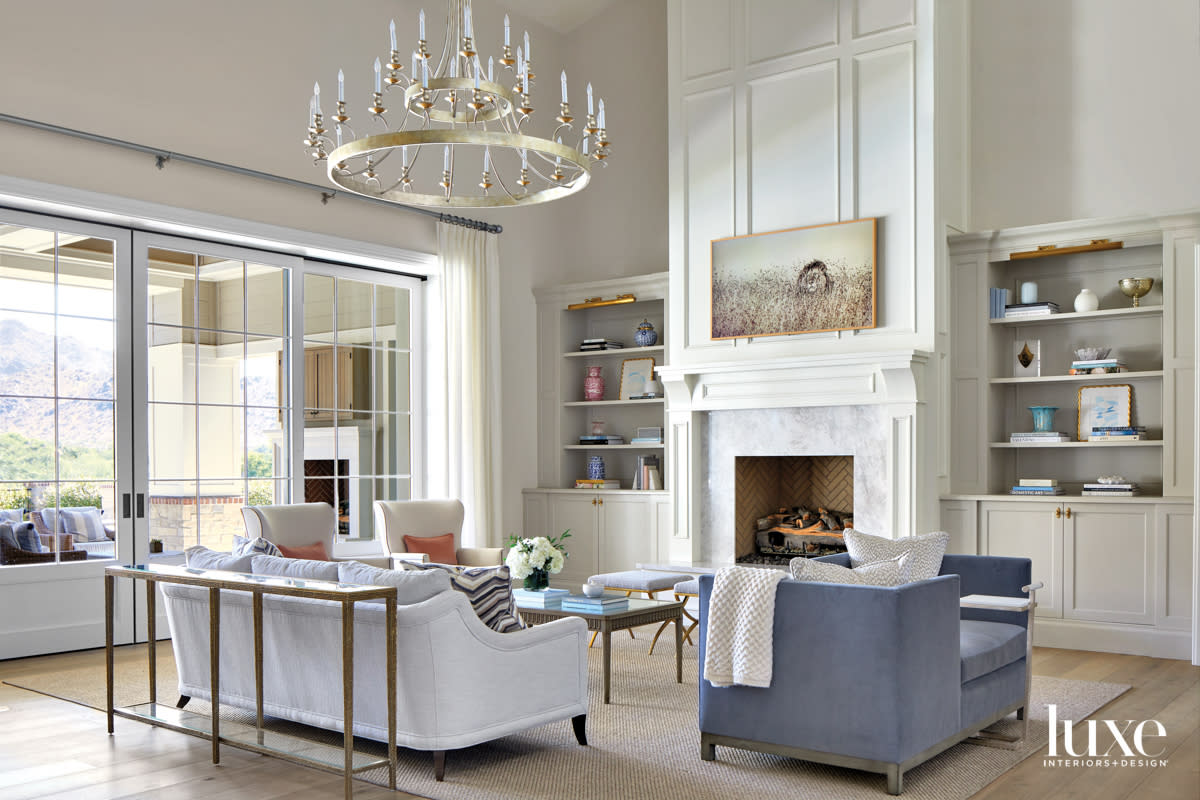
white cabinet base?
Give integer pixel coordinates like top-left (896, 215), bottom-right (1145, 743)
top-left (1035, 618), bottom-right (1191, 661)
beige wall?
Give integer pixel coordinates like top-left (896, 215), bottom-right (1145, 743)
top-left (970, 0), bottom-right (1200, 229)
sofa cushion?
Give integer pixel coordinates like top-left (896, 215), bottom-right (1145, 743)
top-left (274, 540), bottom-right (330, 561)
top-left (232, 535), bottom-right (282, 558)
top-left (0, 523), bottom-right (21, 551)
top-left (0, 509), bottom-right (23, 524)
top-left (185, 546), bottom-right (253, 573)
top-left (337, 561), bottom-right (451, 605)
top-left (402, 532), bottom-right (458, 565)
top-left (960, 619), bottom-right (1026, 684)
top-left (250, 554), bottom-right (340, 582)
top-left (406, 562), bottom-right (524, 632)
top-left (789, 553), bottom-right (908, 586)
top-left (11, 522), bottom-right (45, 552)
top-left (61, 508), bottom-right (107, 542)
top-left (845, 529), bottom-right (951, 583)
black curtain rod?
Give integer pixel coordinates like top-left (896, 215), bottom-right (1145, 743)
top-left (0, 113), bottom-right (503, 235)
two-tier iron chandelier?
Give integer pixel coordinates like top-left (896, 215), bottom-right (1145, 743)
top-left (303, 0), bottom-right (611, 209)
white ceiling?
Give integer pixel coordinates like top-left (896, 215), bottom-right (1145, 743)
top-left (500, 0), bottom-right (617, 34)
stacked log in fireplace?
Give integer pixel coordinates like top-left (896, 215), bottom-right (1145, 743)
top-left (747, 505), bottom-right (851, 563)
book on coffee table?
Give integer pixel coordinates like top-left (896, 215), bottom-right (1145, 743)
top-left (513, 588), bottom-right (569, 607)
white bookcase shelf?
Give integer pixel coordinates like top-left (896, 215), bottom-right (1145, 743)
top-left (562, 345), bottom-right (665, 359)
top-left (990, 440), bottom-right (1164, 449)
top-left (989, 370), bottom-right (1164, 385)
top-left (989, 305), bottom-right (1163, 326)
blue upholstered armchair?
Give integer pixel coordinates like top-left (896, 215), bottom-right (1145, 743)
top-left (697, 554), bottom-right (1036, 795)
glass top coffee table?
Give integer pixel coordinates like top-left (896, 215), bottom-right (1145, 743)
top-left (515, 596), bottom-right (684, 704)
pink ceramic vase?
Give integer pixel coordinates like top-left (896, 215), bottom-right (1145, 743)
top-left (584, 366), bottom-right (605, 401)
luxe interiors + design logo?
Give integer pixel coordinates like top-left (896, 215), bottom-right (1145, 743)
top-left (1043, 704), bottom-right (1169, 768)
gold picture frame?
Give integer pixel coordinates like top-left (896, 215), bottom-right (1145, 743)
top-left (1077, 384), bottom-right (1133, 441)
top-left (710, 217), bottom-right (877, 339)
top-left (618, 357), bottom-right (656, 400)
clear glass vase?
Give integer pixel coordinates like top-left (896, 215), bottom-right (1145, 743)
top-left (524, 568), bottom-right (550, 591)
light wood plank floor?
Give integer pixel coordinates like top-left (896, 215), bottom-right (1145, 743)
top-left (1, 646), bottom-right (1196, 799)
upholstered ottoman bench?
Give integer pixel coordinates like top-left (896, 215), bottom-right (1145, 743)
top-left (586, 569), bottom-right (691, 650)
top-left (649, 577), bottom-right (700, 655)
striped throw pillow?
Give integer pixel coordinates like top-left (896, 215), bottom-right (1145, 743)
top-left (406, 562), bottom-right (524, 632)
top-left (232, 535), bottom-right (283, 557)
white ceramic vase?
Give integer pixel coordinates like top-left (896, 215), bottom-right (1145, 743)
top-left (1074, 288), bottom-right (1099, 313)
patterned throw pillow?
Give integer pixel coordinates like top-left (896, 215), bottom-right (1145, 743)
top-left (232, 535), bottom-right (283, 558)
top-left (790, 553), bottom-right (908, 586)
top-left (406, 562), bottom-right (524, 632)
top-left (61, 508), bottom-right (107, 542)
top-left (844, 529), bottom-right (951, 583)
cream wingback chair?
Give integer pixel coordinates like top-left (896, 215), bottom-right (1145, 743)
top-left (373, 499), bottom-right (504, 567)
top-left (241, 503), bottom-right (390, 567)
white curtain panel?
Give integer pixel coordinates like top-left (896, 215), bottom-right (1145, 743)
top-left (428, 222), bottom-right (502, 547)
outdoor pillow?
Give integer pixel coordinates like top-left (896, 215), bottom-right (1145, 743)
top-left (184, 545), bottom-right (254, 573)
top-left (61, 508), bottom-right (107, 542)
top-left (402, 532), bottom-right (457, 565)
top-left (0, 523), bottom-right (21, 551)
top-left (10, 521), bottom-right (44, 553)
top-left (0, 509), bottom-right (23, 524)
top-left (250, 554), bottom-right (340, 582)
top-left (405, 562), bottom-right (524, 632)
top-left (844, 528), bottom-right (951, 583)
top-left (232, 535), bottom-right (283, 558)
top-left (790, 553), bottom-right (908, 586)
top-left (274, 540), bottom-right (331, 561)
top-left (337, 560), bottom-right (451, 605)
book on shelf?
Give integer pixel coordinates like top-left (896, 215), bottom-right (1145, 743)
top-left (579, 344), bottom-right (624, 351)
top-left (1004, 309), bottom-right (1059, 318)
top-left (561, 601), bottom-right (629, 613)
top-left (1018, 478), bottom-right (1058, 487)
top-left (578, 435), bottom-right (626, 445)
top-left (1089, 434), bottom-right (1145, 441)
top-left (1090, 426), bottom-right (1145, 433)
top-left (1083, 482), bottom-right (1137, 490)
top-left (560, 592), bottom-right (630, 605)
top-left (1006, 301), bottom-right (1060, 310)
top-left (1069, 365), bottom-right (1127, 375)
top-left (632, 454), bottom-right (660, 490)
top-left (1009, 432), bottom-right (1069, 442)
top-left (1010, 486), bottom-right (1065, 495)
top-left (989, 287), bottom-right (1011, 319)
top-left (1071, 358), bottom-right (1125, 367)
top-left (575, 479), bottom-right (621, 489)
top-left (582, 338), bottom-right (623, 344)
top-left (1082, 490), bottom-right (1140, 497)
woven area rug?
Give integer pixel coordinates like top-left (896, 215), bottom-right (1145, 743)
top-left (6, 636), bottom-right (1128, 800)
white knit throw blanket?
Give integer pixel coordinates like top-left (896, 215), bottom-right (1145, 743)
top-left (702, 566), bottom-right (786, 688)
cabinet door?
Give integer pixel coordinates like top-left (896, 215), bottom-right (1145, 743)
top-left (1064, 503), bottom-right (1154, 625)
top-left (980, 501), bottom-right (1062, 618)
top-left (940, 499), bottom-right (978, 555)
top-left (549, 494), bottom-right (600, 588)
top-left (304, 347), bottom-right (323, 415)
top-left (1155, 504), bottom-right (1194, 630)
top-left (598, 495), bottom-right (656, 573)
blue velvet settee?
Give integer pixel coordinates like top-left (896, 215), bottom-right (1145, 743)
top-left (697, 554), bottom-right (1035, 795)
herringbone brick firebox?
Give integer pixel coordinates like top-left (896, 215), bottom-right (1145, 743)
top-left (734, 455), bottom-right (853, 561)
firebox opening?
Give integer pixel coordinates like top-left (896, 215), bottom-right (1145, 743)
top-left (734, 455), bottom-right (853, 565)
top-left (304, 459), bottom-right (350, 537)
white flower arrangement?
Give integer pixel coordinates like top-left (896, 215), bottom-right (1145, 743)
top-left (505, 530), bottom-right (571, 579)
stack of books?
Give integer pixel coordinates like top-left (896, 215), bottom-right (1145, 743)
top-left (1004, 301), bottom-right (1060, 318)
top-left (1010, 478), bottom-right (1065, 496)
top-left (579, 338), bottom-right (624, 351)
top-left (576, 478), bottom-right (621, 489)
top-left (632, 454), bottom-right (662, 490)
top-left (989, 288), bottom-right (1012, 319)
top-left (1069, 357), bottom-right (1127, 375)
top-left (1009, 431), bottom-right (1069, 443)
top-left (513, 588), bottom-right (568, 607)
top-left (1082, 480), bottom-right (1140, 497)
top-left (579, 434), bottom-right (625, 445)
top-left (1089, 426), bottom-right (1147, 441)
top-left (560, 592), bottom-right (629, 612)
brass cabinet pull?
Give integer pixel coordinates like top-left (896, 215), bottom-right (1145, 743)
top-left (591, 497), bottom-right (596, 506)
top-left (1065, 507), bottom-right (1071, 519)
top-left (597, 498), bottom-right (603, 506)
top-left (1054, 507), bottom-right (1062, 519)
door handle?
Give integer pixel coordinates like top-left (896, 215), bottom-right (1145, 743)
top-left (597, 498), bottom-right (603, 506)
top-left (1065, 507), bottom-right (1071, 519)
top-left (122, 493), bottom-right (132, 519)
top-left (1054, 507), bottom-right (1062, 519)
top-left (136, 493), bottom-right (145, 519)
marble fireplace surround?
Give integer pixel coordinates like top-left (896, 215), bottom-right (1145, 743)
top-left (657, 350), bottom-right (930, 566)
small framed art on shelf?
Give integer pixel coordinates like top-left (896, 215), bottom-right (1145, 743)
top-left (618, 357), bottom-right (656, 400)
top-left (1077, 384), bottom-right (1132, 441)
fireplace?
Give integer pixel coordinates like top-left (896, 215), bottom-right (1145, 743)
top-left (304, 459), bottom-right (350, 537)
top-left (735, 455), bottom-right (853, 564)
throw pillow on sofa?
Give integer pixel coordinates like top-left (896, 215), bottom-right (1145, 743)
top-left (250, 554), bottom-right (341, 582)
top-left (185, 546), bottom-right (254, 573)
top-left (232, 535), bottom-right (283, 558)
top-left (60, 508), bottom-right (107, 542)
top-left (844, 529), bottom-right (950, 583)
top-left (337, 561), bottom-right (451, 605)
top-left (790, 553), bottom-right (908, 586)
top-left (405, 562), bottom-right (524, 633)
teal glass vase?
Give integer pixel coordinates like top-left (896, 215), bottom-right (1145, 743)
top-left (1028, 405), bottom-right (1058, 433)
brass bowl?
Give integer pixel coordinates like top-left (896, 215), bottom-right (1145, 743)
top-left (1118, 277), bottom-right (1154, 307)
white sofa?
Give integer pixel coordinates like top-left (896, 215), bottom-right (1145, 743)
top-left (160, 579), bottom-right (589, 779)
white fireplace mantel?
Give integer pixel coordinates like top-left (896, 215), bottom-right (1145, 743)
top-left (658, 349), bottom-right (936, 565)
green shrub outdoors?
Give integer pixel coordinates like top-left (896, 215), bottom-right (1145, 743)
top-left (0, 485), bottom-right (30, 510)
top-left (247, 482), bottom-right (274, 506)
top-left (41, 484), bottom-right (104, 509)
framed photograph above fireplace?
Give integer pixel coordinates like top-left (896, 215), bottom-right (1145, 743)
top-left (710, 217), bottom-right (877, 339)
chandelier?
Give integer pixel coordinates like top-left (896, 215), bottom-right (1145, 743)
top-left (303, 0), bottom-right (611, 209)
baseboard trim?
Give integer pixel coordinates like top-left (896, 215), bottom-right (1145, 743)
top-left (1034, 618), bottom-right (1191, 660)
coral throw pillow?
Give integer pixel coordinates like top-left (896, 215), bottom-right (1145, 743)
top-left (275, 540), bottom-right (331, 561)
top-left (403, 532), bottom-right (458, 565)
